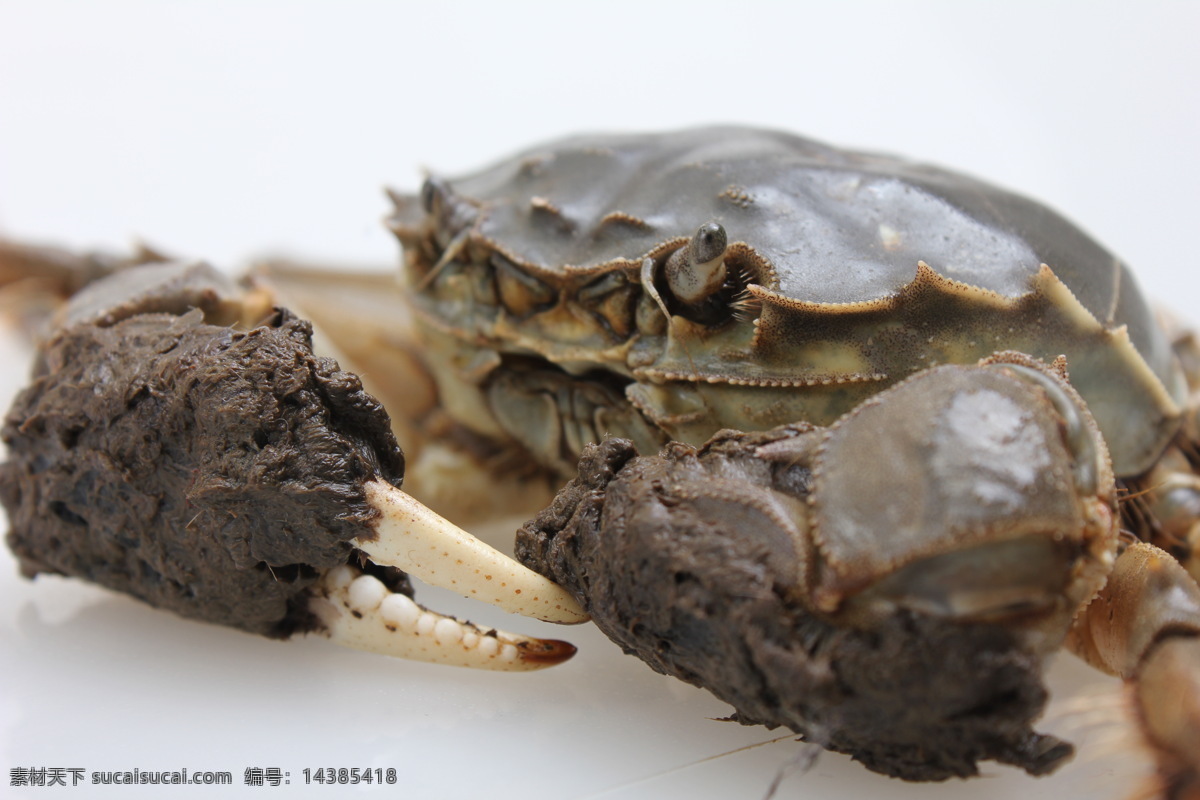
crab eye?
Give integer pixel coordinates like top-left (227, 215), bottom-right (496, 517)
top-left (491, 253), bottom-right (556, 316)
top-left (691, 221), bottom-right (727, 265)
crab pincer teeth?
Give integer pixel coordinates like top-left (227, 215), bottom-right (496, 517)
top-left (356, 480), bottom-right (589, 625)
top-left (309, 565), bottom-right (576, 671)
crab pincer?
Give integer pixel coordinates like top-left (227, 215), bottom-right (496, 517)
top-left (0, 261), bottom-right (586, 671)
top-left (517, 353), bottom-right (1200, 787)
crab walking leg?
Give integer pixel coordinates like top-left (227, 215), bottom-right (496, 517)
top-left (309, 565), bottom-right (576, 671)
top-left (357, 480), bottom-right (589, 624)
top-left (1133, 456), bottom-right (1200, 584)
top-left (1067, 542), bottom-right (1200, 799)
top-left (1144, 313), bottom-right (1200, 583)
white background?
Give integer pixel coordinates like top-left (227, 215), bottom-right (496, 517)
top-left (1, 2), bottom-right (1197, 798)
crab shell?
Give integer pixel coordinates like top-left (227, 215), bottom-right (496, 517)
top-left (388, 126), bottom-right (1184, 479)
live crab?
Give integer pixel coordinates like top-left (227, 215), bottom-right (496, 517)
top-left (1, 127), bottom-right (1197, 795)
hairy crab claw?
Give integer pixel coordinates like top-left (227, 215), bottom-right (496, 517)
top-left (517, 354), bottom-right (1200, 785)
top-left (0, 259), bottom-right (585, 672)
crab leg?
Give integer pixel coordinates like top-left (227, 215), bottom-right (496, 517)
top-left (1131, 454), bottom-right (1200, 584)
top-left (1067, 541), bottom-right (1200, 799)
top-left (309, 564), bottom-right (576, 671)
top-left (1127, 313), bottom-right (1200, 583)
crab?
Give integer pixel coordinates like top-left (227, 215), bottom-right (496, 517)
top-left (1, 127), bottom-right (1198, 796)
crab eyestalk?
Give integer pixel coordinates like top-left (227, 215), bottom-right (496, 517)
top-left (664, 221), bottom-right (728, 306)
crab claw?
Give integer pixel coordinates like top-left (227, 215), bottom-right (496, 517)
top-left (311, 476), bottom-right (586, 670)
top-left (517, 355), bottom-right (1119, 779)
top-left (0, 260), bottom-right (582, 672)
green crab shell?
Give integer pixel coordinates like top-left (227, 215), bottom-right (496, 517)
top-left (390, 126), bottom-right (1185, 477)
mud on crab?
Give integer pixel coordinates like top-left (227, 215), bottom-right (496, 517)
top-left (1, 127), bottom-right (1198, 795)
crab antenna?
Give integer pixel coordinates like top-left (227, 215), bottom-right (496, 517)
top-left (665, 221), bottom-right (728, 305)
